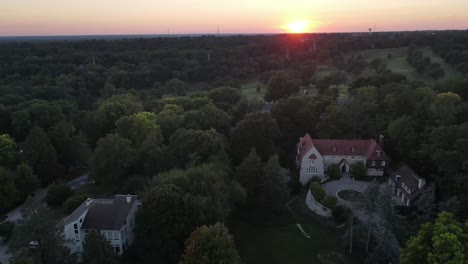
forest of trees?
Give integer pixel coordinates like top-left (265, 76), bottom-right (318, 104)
top-left (0, 31), bottom-right (467, 264)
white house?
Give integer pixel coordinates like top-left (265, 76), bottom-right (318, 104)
top-left (389, 164), bottom-right (426, 206)
top-left (296, 133), bottom-right (391, 185)
top-left (63, 195), bottom-right (139, 255)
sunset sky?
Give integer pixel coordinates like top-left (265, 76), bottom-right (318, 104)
top-left (1, 0), bottom-right (467, 36)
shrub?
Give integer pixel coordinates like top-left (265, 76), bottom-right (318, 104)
top-left (350, 161), bottom-right (367, 179)
top-left (310, 176), bottom-right (322, 183)
top-left (309, 181), bottom-right (325, 201)
top-left (322, 196), bottom-right (338, 209)
top-left (327, 164), bottom-right (341, 180)
top-left (0, 221), bottom-right (15, 241)
top-left (62, 193), bottom-right (89, 214)
top-left (332, 205), bottom-right (351, 224)
top-left (45, 183), bottom-right (73, 207)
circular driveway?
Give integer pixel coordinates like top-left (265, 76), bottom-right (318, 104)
top-left (322, 180), bottom-right (369, 208)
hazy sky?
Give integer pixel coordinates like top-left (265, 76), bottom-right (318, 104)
top-left (1, 0), bottom-right (467, 36)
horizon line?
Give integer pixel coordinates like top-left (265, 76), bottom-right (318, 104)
top-left (1, 28), bottom-right (467, 39)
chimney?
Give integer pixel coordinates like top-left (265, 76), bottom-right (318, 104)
top-left (85, 198), bottom-right (92, 206)
top-left (378, 135), bottom-right (384, 148)
top-left (418, 178), bottom-right (426, 189)
top-left (126, 195), bottom-right (132, 203)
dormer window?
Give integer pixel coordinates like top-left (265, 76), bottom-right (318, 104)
top-left (376, 150), bottom-right (381, 157)
top-left (352, 147), bottom-right (356, 152)
top-left (332, 147), bottom-right (336, 152)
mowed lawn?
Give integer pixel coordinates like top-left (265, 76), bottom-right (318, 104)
top-left (230, 194), bottom-right (359, 264)
top-left (241, 80), bottom-right (265, 100)
top-left (353, 47), bottom-right (460, 83)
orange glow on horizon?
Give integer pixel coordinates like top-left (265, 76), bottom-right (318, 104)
top-left (1, 0), bottom-right (468, 36)
top-left (286, 20), bottom-right (311, 33)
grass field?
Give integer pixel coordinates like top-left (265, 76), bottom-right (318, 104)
top-left (231, 194), bottom-right (361, 264)
top-left (241, 80), bottom-right (265, 100)
top-left (352, 47), bottom-right (460, 84)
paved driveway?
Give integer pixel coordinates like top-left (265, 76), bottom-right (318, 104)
top-left (322, 179), bottom-right (371, 221)
top-left (322, 180), bottom-right (369, 200)
top-left (0, 174), bottom-right (89, 263)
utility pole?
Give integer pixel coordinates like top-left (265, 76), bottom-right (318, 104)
top-left (349, 212), bottom-right (354, 254)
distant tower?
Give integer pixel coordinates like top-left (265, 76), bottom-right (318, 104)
top-left (368, 28), bottom-right (373, 36)
top-left (217, 25), bottom-right (220, 36)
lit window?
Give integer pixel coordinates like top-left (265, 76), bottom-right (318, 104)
top-left (381, 161), bottom-right (386, 166)
top-left (371, 161), bottom-right (376, 166)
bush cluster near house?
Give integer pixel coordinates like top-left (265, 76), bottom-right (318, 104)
top-left (309, 181), bottom-right (337, 209)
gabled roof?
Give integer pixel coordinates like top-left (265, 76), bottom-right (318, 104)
top-left (297, 133), bottom-right (314, 159)
top-left (297, 133), bottom-right (390, 161)
top-left (391, 164), bottom-right (422, 190)
top-left (390, 164), bottom-right (424, 201)
top-left (65, 195), bottom-right (138, 231)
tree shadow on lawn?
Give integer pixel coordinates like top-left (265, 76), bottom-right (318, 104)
top-left (229, 192), bottom-right (361, 264)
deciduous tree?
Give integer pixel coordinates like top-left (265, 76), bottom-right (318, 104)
top-left (90, 133), bottom-right (135, 188)
top-left (230, 112), bottom-right (280, 163)
top-left (401, 212), bottom-right (468, 264)
top-left (182, 223), bottom-right (242, 264)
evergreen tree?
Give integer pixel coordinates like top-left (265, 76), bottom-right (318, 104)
top-left (82, 230), bottom-right (117, 264)
top-left (234, 148), bottom-right (263, 207)
top-left (259, 155), bottom-right (288, 213)
top-left (15, 163), bottom-right (38, 199)
top-left (0, 167), bottom-right (17, 211)
top-left (22, 127), bottom-right (62, 185)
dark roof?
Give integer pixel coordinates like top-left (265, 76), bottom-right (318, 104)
top-left (297, 133), bottom-right (390, 161)
top-left (390, 164), bottom-right (424, 201)
top-left (65, 195), bottom-right (137, 231)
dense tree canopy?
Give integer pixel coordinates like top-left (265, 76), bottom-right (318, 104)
top-left (230, 112), bottom-right (280, 163)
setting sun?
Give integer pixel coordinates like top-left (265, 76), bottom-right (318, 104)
top-left (286, 20), bottom-right (310, 33)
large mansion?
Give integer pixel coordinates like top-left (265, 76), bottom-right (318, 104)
top-left (296, 133), bottom-right (391, 185)
top-left (63, 195), bottom-right (139, 255)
